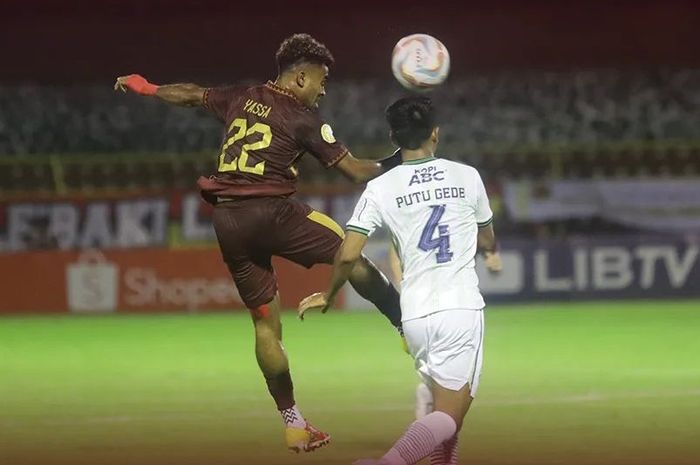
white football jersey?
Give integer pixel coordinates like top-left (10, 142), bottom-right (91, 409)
top-left (347, 157), bottom-right (493, 321)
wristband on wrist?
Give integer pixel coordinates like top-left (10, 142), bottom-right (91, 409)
top-left (141, 81), bottom-right (159, 96)
top-left (126, 74), bottom-right (159, 96)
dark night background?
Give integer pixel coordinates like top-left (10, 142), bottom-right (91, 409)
top-left (2, 0), bottom-right (699, 85)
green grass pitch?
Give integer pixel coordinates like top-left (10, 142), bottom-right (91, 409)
top-left (1, 301), bottom-right (699, 465)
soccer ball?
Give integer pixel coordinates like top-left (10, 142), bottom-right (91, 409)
top-left (391, 34), bottom-right (450, 91)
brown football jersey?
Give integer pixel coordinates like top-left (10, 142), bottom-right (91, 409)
top-left (197, 81), bottom-right (348, 200)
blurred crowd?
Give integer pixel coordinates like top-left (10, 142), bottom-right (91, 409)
top-left (3, 70), bottom-right (700, 245)
top-left (327, 69), bottom-right (700, 150)
top-left (2, 69), bottom-right (700, 156)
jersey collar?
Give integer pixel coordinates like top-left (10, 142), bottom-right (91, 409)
top-left (402, 156), bottom-right (436, 165)
top-left (265, 81), bottom-right (307, 108)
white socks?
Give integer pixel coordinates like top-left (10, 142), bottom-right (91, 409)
top-left (381, 411), bottom-right (457, 465)
top-left (415, 382), bottom-right (434, 420)
top-left (280, 404), bottom-right (306, 429)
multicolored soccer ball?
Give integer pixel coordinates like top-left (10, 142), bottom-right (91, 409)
top-left (391, 34), bottom-right (450, 91)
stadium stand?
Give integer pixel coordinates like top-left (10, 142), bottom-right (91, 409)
top-left (1, 70), bottom-right (699, 240)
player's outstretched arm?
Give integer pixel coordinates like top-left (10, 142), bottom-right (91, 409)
top-left (298, 231), bottom-right (368, 319)
top-left (334, 152), bottom-right (382, 183)
top-left (335, 150), bottom-right (401, 183)
top-left (114, 74), bottom-right (205, 107)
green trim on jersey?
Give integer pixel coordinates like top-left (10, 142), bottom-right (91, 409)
top-left (402, 156), bottom-right (436, 165)
top-left (477, 216), bottom-right (494, 228)
top-left (346, 225), bottom-right (370, 236)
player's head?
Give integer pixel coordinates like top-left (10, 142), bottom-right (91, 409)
top-left (385, 96), bottom-right (439, 152)
top-left (276, 33), bottom-right (334, 109)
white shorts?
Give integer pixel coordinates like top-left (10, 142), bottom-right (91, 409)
top-left (403, 308), bottom-right (485, 396)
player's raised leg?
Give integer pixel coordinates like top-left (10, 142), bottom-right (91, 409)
top-left (348, 255), bottom-right (403, 330)
top-left (249, 294), bottom-right (330, 453)
top-left (280, 201), bottom-right (403, 331)
top-left (213, 201), bottom-right (329, 453)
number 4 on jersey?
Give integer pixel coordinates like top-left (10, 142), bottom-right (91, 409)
top-left (418, 205), bottom-right (453, 263)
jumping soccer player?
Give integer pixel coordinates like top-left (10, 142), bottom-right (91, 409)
top-left (299, 96), bottom-right (502, 465)
top-left (114, 33), bottom-right (403, 453)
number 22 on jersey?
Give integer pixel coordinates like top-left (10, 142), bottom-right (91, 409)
top-left (218, 118), bottom-right (271, 174)
top-left (418, 205), bottom-right (453, 263)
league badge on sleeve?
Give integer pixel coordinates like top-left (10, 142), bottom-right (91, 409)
top-left (321, 124), bottom-right (336, 144)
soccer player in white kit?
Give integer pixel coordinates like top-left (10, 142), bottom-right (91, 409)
top-left (298, 96), bottom-right (502, 465)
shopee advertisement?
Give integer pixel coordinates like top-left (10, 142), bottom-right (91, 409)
top-left (0, 248), bottom-right (341, 313)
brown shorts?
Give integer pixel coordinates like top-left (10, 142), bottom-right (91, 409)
top-left (212, 196), bottom-right (344, 309)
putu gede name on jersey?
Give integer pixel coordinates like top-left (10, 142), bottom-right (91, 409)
top-left (396, 165), bottom-right (466, 208)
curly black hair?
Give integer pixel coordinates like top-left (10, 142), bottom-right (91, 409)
top-left (276, 33), bottom-right (335, 74)
top-left (385, 97), bottom-right (436, 150)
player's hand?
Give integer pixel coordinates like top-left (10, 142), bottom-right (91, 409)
top-left (113, 74), bottom-right (159, 96)
top-left (484, 251), bottom-right (502, 273)
top-left (298, 292), bottom-right (331, 321)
